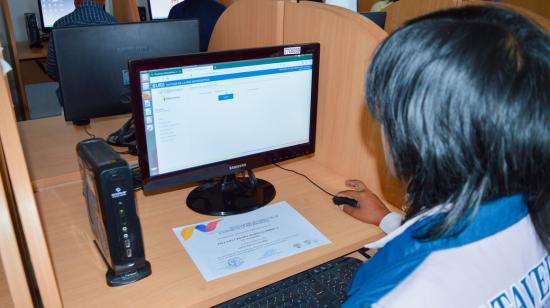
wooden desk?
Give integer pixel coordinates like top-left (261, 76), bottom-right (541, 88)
top-left (18, 115), bottom-right (134, 191)
top-left (18, 115), bottom-right (386, 307)
top-left (12, 40), bottom-right (52, 120)
top-left (15, 41), bottom-right (48, 60)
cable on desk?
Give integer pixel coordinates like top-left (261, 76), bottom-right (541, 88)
top-left (357, 248), bottom-right (372, 260)
top-left (84, 126), bottom-right (96, 139)
top-left (273, 162), bottom-right (335, 197)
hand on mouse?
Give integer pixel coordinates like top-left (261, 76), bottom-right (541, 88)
top-left (336, 179), bottom-right (390, 226)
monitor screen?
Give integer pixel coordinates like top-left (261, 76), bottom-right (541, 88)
top-left (130, 43), bottom-right (320, 215)
top-left (38, 0), bottom-right (75, 29)
top-left (148, 0), bottom-right (185, 19)
top-left (53, 19), bottom-right (199, 123)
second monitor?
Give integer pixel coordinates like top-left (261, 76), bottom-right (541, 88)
top-left (130, 43), bottom-right (320, 216)
top-left (53, 19), bottom-right (199, 124)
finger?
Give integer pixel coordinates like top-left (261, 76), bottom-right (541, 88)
top-left (342, 203), bottom-right (359, 217)
top-left (345, 179), bottom-right (366, 191)
top-left (337, 190), bottom-right (363, 200)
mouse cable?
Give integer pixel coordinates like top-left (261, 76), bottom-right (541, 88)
top-left (83, 126), bottom-right (96, 139)
top-left (272, 162), bottom-right (335, 197)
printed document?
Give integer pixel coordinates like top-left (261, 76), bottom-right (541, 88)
top-left (173, 201), bottom-right (331, 281)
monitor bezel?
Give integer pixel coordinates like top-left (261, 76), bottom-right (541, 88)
top-left (37, 0), bottom-right (55, 32)
top-left (129, 43), bottom-right (320, 192)
top-left (37, 0), bottom-right (110, 32)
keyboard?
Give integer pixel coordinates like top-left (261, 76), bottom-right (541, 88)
top-left (216, 256), bottom-right (363, 308)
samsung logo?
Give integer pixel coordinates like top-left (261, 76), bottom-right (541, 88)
top-left (116, 46), bottom-right (149, 54)
top-left (229, 163), bottom-right (246, 170)
top-left (284, 47), bottom-right (301, 55)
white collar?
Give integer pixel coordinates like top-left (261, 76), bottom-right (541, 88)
top-left (365, 204), bottom-right (448, 249)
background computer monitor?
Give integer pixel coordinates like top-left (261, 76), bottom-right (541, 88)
top-left (130, 43), bottom-right (320, 216)
top-left (53, 19), bottom-right (199, 124)
top-left (148, 0), bottom-right (185, 19)
top-left (37, 0), bottom-right (75, 30)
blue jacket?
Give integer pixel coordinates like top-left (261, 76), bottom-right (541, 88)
top-left (344, 195), bottom-right (549, 307)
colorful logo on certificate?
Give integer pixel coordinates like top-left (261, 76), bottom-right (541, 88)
top-left (181, 220), bottom-right (221, 240)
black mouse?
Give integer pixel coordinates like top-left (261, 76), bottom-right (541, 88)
top-left (332, 196), bottom-right (359, 208)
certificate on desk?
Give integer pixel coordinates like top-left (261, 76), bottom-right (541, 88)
top-left (173, 201), bottom-right (331, 281)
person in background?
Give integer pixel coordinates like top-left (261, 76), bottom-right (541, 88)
top-left (337, 6), bottom-right (550, 307)
top-left (46, 0), bottom-right (118, 81)
top-left (168, 0), bottom-right (225, 52)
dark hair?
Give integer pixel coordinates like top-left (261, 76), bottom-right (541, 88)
top-left (366, 6), bottom-right (550, 248)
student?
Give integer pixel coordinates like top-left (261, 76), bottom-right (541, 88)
top-left (168, 0), bottom-right (225, 52)
top-left (46, 0), bottom-right (118, 81)
top-left (337, 6), bottom-right (550, 307)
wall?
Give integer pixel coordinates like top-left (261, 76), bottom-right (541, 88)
top-left (0, 0), bottom-right (21, 118)
top-left (6, 0), bottom-right (38, 42)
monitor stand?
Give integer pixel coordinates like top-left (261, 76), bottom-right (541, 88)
top-left (73, 119), bottom-right (91, 126)
top-left (186, 170), bottom-right (275, 216)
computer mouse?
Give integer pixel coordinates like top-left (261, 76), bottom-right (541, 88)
top-left (332, 196), bottom-right (359, 208)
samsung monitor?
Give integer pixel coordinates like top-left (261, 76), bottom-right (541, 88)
top-left (53, 19), bottom-right (199, 124)
top-left (37, 0), bottom-right (75, 31)
top-left (130, 43), bottom-right (320, 215)
top-left (148, 0), bottom-right (185, 19)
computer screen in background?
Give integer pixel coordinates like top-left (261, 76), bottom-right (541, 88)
top-left (148, 0), bottom-right (185, 19)
top-left (54, 19), bottom-right (199, 124)
top-left (130, 43), bottom-right (320, 216)
top-left (38, 0), bottom-right (75, 30)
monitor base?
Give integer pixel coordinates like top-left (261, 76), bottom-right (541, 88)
top-left (73, 119), bottom-right (91, 126)
top-left (187, 170), bottom-right (275, 216)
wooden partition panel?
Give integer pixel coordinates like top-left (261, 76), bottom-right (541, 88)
top-left (284, 1), bottom-right (404, 204)
top-left (112, 0), bottom-right (140, 23)
top-left (463, 0), bottom-right (550, 32)
top-left (0, 146), bottom-right (32, 307)
top-left (0, 54), bottom-right (62, 306)
top-left (501, 0), bottom-right (550, 19)
top-left (210, 0), bottom-right (405, 204)
top-left (384, 0), bottom-right (460, 32)
top-left (358, 0), bottom-right (379, 12)
top-left (209, 0), bottom-right (284, 51)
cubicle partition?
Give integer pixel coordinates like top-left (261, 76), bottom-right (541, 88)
top-left (381, 0), bottom-right (549, 34)
top-left (0, 50), bottom-right (63, 306)
top-left (383, 0), bottom-right (460, 32)
top-left (463, 0), bottom-right (550, 31)
top-left (112, 0), bottom-right (141, 23)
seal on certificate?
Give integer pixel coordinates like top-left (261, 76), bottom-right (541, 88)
top-left (227, 257), bottom-right (244, 268)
